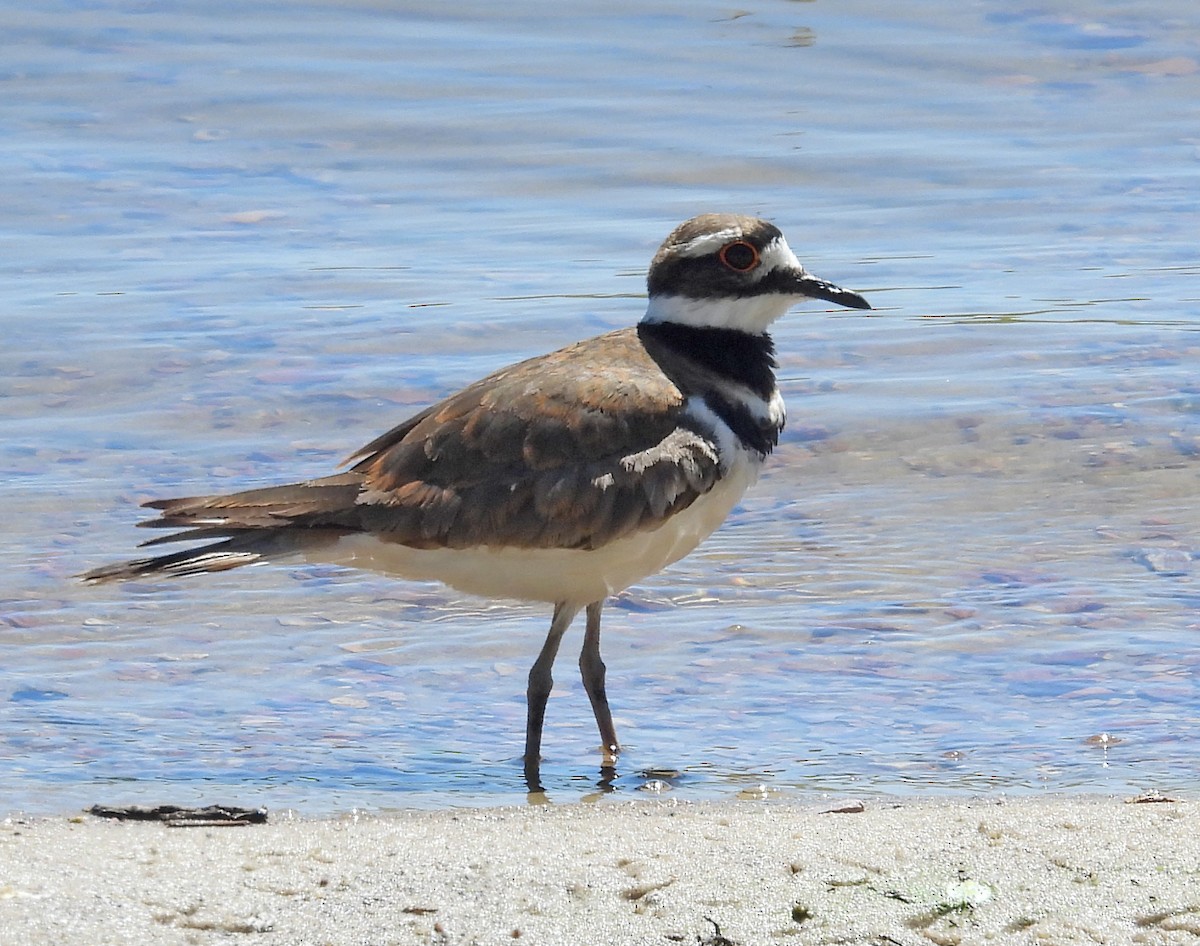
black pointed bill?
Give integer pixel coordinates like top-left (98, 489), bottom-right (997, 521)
top-left (795, 274), bottom-right (871, 310)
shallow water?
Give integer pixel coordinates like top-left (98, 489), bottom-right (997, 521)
top-left (3, 0), bottom-right (1200, 815)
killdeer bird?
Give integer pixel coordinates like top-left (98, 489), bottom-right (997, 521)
top-left (83, 213), bottom-right (870, 790)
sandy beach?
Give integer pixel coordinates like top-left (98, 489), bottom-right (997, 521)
top-left (2, 794), bottom-right (1195, 945)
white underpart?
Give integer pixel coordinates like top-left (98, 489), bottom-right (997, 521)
top-left (643, 237), bottom-right (813, 334)
top-left (317, 402), bottom-right (763, 606)
top-left (320, 460), bottom-right (757, 605)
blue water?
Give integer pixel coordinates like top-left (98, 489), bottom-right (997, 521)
top-left (3, 0), bottom-right (1199, 815)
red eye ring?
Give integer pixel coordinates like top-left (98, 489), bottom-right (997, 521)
top-left (718, 240), bottom-right (760, 273)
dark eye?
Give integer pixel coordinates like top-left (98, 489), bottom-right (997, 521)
top-left (718, 240), bottom-right (759, 272)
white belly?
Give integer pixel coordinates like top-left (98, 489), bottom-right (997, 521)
top-left (314, 459), bottom-right (758, 605)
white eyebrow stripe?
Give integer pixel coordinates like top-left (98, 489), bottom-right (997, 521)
top-left (676, 233), bottom-right (799, 280)
top-left (673, 227), bottom-right (745, 258)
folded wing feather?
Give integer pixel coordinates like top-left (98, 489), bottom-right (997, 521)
top-left (83, 328), bottom-right (725, 580)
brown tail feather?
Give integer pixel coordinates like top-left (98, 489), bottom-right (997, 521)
top-left (81, 473), bottom-right (364, 583)
top-left (78, 532), bottom-right (313, 583)
top-left (79, 540), bottom-right (261, 583)
top-left (137, 472), bottom-right (364, 531)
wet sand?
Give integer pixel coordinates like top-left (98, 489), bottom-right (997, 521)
top-left (2, 794), bottom-right (1194, 945)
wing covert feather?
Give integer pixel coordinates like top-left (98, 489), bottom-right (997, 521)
top-left (349, 328), bottom-right (722, 550)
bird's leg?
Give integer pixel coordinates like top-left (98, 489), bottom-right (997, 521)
top-left (579, 600), bottom-right (619, 766)
top-left (524, 601), bottom-right (579, 791)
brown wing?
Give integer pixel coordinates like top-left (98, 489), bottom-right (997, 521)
top-left (347, 326), bottom-right (722, 550)
top-left (124, 328), bottom-right (722, 556)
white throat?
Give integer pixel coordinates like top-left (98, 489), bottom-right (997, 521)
top-left (642, 292), bottom-right (798, 333)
